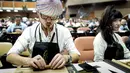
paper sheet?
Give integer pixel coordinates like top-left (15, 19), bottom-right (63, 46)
top-left (73, 63), bottom-right (83, 71)
top-left (73, 61), bottom-right (125, 73)
top-left (88, 61), bottom-right (125, 73)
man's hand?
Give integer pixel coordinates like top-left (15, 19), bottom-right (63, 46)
top-left (49, 53), bottom-right (68, 69)
top-left (26, 55), bottom-right (46, 69)
top-left (15, 29), bottom-right (22, 33)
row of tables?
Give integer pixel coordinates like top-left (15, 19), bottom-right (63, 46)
top-left (71, 31), bottom-right (130, 39)
top-left (0, 31), bottom-right (130, 45)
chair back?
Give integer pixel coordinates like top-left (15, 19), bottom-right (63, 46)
top-left (77, 27), bottom-right (90, 32)
top-left (0, 42), bottom-right (14, 68)
top-left (0, 42), bottom-right (12, 57)
top-left (74, 36), bottom-right (95, 61)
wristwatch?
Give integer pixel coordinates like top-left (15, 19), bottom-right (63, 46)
top-left (68, 55), bottom-right (72, 63)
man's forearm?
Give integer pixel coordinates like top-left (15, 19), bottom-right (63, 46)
top-left (6, 53), bottom-right (30, 66)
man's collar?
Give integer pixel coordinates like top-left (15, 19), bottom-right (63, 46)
top-left (40, 23), bottom-right (56, 33)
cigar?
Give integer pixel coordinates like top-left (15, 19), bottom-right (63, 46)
top-left (45, 65), bottom-right (50, 69)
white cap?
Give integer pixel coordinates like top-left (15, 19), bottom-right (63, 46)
top-left (36, 0), bottom-right (63, 17)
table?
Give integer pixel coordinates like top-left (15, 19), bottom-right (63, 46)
top-left (6, 33), bottom-right (21, 44)
top-left (1, 60), bottom-right (130, 73)
top-left (70, 31), bottom-right (130, 38)
top-left (0, 64), bottom-right (78, 73)
top-left (74, 60), bottom-right (130, 73)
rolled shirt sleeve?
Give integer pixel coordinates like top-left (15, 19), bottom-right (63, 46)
top-left (93, 33), bottom-right (107, 62)
top-left (7, 27), bottom-right (31, 55)
top-left (63, 28), bottom-right (80, 55)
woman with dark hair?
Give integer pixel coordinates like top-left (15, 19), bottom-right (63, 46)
top-left (93, 5), bottom-right (130, 62)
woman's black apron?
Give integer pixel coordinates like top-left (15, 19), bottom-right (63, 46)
top-left (32, 24), bottom-right (59, 64)
top-left (104, 34), bottom-right (124, 60)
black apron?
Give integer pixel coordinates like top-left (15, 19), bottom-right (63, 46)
top-left (104, 34), bottom-right (124, 60)
top-left (32, 24), bottom-right (59, 64)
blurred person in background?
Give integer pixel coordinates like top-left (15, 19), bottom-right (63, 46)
top-left (57, 18), bottom-right (64, 26)
top-left (22, 17), bottom-right (28, 25)
top-left (0, 19), bottom-right (5, 26)
top-left (32, 18), bottom-right (40, 24)
top-left (6, 17), bottom-right (15, 27)
top-left (65, 18), bottom-right (75, 27)
top-left (26, 18), bottom-right (33, 26)
top-left (119, 19), bottom-right (129, 32)
top-left (6, 15), bottom-right (27, 34)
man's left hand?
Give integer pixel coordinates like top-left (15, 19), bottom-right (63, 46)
top-left (49, 53), bottom-right (67, 69)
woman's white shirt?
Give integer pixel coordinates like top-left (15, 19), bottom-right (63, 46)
top-left (93, 32), bottom-right (130, 62)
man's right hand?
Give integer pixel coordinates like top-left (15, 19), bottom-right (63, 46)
top-left (26, 55), bottom-right (46, 69)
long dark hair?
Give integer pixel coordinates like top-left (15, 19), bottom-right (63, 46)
top-left (97, 5), bottom-right (123, 44)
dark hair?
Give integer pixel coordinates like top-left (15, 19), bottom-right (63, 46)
top-left (15, 15), bottom-right (22, 19)
top-left (98, 5), bottom-right (122, 44)
top-left (1, 19), bottom-right (5, 22)
top-left (127, 19), bottom-right (130, 29)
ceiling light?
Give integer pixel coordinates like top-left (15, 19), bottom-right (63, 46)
top-left (0, 10), bottom-right (3, 12)
top-left (32, 10), bottom-right (36, 13)
top-left (14, 10), bottom-right (18, 12)
top-left (6, 10), bottom-right (11, 12)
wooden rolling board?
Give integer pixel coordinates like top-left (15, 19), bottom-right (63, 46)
top-left (15, 67), bottom-right (69, 73)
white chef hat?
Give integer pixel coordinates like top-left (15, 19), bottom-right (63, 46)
top-left (36, 0), bottom-right (63, 17)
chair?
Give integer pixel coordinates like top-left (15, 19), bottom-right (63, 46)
top-left (0, 42), bottom-right (30, 68)
top-left (0, 42), bottom-right (14, 68)
top-left (0, 42), bottom-right (12, 57)
top-left (67, 27), bottom-right (74, 32)
top-left (74, 36), bottom-right (95, 61)
top-left (77, 27), bottom-right (90, 32)
top-left (20, 49), bottom-right (30, 57)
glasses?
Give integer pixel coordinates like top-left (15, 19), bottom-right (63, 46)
top-left (40, 13), bottom-right (58, 20)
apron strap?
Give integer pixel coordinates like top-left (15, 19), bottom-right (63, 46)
top-left (55, 24), bottom-right (58, 45)
top-left (35, 24), bottom-right (40, 42)
top-left (35, 24), bottom-right (59, 43)
top-left (113, 33), bottom-right (119, 42)
top-left (50, 24), bottom-right (58, 43)
top-left (39, 27), bottom-right (42, 42)
top-left (50, 33), bottom-right (55, 42)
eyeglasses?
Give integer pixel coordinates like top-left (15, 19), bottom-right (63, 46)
top-left (40, 13), bottom-right (58, 20)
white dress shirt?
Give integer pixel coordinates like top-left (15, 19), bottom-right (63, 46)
top-left (7, 23), bottom-right (80, 56)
